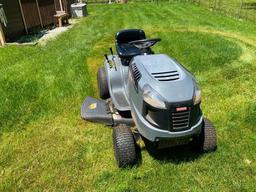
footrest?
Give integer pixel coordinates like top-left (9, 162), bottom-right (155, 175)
top-left (81, 96), bottom-right (113, 126)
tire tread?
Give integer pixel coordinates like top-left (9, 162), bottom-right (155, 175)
top-left (113, 124), bottom-right (137, 168)
top-left (201, 118), bottom-right (217, 152)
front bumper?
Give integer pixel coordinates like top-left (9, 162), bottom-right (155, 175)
top-left (131, 102), bottom-right (203, 142)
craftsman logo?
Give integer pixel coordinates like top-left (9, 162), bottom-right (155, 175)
top-left (89, 103), bottom-right (97, 110)
top-left (176, 107), bottom-right (188, 112)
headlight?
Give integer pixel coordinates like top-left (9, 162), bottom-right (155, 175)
top-left (143, 85), bottom-right (167, 109)
top-left (193, 84), bottom-right (202, 105)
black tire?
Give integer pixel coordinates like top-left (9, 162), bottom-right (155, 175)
top-left (112, 124), bottom-right (138, 168)
top-left (97, 67), bottom-right (110, 99)
top-left (199, 118), bottom-right (217, 152)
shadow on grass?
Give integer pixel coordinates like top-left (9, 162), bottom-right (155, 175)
top-left (146, 144), bottom-right (202, 164)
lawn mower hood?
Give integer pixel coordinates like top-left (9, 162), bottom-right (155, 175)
top-left (130, 54), bottom-right (200, 105)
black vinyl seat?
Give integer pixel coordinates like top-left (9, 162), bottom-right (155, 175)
top-left (115, 29), bottom-right (146, 60)
top-left (116, 43), bottom-right (141, 58)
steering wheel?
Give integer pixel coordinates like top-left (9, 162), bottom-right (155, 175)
top-left (129, 38), bottom-right (161, 49)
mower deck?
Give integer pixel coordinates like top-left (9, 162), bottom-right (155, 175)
top-left (81, 96), bottom-right (113, 125)
top-left (81, 96), bottom-right (134, 127)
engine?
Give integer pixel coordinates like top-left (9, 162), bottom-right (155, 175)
top-left (128, 54), bottom-right (202, 131)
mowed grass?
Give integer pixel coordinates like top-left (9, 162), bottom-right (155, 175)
top-left (1, 2), bottom-right (256, 191)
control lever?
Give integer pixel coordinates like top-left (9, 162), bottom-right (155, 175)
top-left (104, 54), bottom-right (110, 64)
top-left (109, 47), bottom-right (117, 71)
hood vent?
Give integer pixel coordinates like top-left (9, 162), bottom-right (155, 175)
top-left (131, 64), bottom-right (141, 81)
top-left (152, 70), bottom-right (180, 81)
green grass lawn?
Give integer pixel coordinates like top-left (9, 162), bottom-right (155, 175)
top-left (1, 2), bottom-right (256, 191)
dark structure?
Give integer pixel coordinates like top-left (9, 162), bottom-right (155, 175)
top-left (0, 0), bottom-right (75, 42)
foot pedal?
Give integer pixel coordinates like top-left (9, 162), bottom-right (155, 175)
top-left (81, 96), bottom-right (113, 126)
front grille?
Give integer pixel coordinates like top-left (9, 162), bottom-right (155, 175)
top-left (171, 110), bottom-right (190, 130)
top-left (152, 70), bottom-right (179, 81)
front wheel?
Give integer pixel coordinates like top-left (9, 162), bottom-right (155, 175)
top-left (198, 118), bottom-right (217, 152)
top-left (112, 124), bottom-right (138, 168)
top-left (200, 119), bottom-right (217, 152)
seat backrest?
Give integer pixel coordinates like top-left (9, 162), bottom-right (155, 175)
top-left (116, 29), bottom-right (146, 44)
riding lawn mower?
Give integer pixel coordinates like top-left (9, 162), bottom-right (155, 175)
top-left (81, 29), bottom-right (217, 168)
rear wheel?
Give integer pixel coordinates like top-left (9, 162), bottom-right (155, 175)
top-left (197, 118), bottom-right (217, 152)
top-left (112, 124), bottom-right (138, 168)
top-left (97, 67), bottom-right (110, 99)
